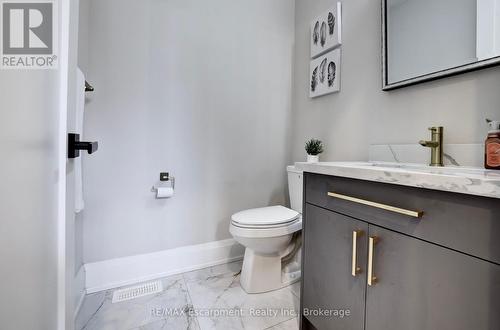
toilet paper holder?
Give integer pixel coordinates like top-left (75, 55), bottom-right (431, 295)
top-left (151, 172), bottom-right (175, 193)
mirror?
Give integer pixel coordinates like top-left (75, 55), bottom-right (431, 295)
top-left (382, 0), bottom-right (500, 90)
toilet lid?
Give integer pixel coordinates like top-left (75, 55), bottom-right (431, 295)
top-left (231, 206), bottom-right (299, 227)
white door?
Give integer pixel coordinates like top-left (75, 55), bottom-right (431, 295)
top-left (0, 1), bottom-right (72, 329)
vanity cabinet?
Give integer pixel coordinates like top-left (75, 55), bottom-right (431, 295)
top-left (366, 225), bottom-right (500, 330)
top-left (302, 205), bottom-right (367, 330)
top-left (300, 173), bottom-right (500, 330)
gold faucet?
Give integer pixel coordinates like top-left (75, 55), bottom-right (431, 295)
top-left (419, 127), bottom-right (444, 167)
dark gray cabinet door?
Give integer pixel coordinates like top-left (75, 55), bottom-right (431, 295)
top-left (302, 204), bottom-right (368, 330)
top-left (366, 225), bottom-right (500, 330)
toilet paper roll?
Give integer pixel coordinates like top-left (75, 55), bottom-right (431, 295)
top-left (156, 187), bottom-right (174, 199)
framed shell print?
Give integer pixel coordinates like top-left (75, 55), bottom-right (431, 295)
top-left (310, 2), bottom-right (342, 59)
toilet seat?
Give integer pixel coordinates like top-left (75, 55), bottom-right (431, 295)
top-left (230, 217), bottom-right (302, 238)
top-left (231, 205), bottom-right (299, 228)
top-left (230, 206), bottom-right (302, 238)
top-left (230, 206), bottom-right (302, 239)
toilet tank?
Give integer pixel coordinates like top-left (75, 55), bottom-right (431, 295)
top-left (287, 165), bottom-right (303, 214)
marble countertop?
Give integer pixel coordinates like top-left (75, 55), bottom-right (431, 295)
top-left (295, 161), bottom-right (500, 199)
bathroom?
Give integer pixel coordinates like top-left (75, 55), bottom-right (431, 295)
top-left (1, 0), bottom-right (500, 329)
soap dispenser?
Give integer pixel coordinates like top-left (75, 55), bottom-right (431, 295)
top-left (485, 119), bottom-right (500, 169)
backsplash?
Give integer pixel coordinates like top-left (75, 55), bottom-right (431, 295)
top-left (369, 144), bottom-right (484, 167)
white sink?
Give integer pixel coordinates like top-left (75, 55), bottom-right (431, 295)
top-left (362, 162), bottom-right (500, 177)
top-left (312, 161), bottom-right (500, 177)
top-left (295, 161), bottom-right (500, 199)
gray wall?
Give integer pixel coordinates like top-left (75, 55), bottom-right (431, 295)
top-left (292, 0), bottom-right (500, 163)
top-left (81, 0), bottom-right (295, 263)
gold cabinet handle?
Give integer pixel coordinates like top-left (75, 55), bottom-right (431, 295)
top-left (367, 236), bottom-right (378, 286)
top-left (327, 192), bottom-right (423, 218)
top-left (352, 230), bottom-right (363, 277)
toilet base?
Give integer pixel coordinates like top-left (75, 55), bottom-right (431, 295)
top-left (239, 248), bottom-right (301, 294)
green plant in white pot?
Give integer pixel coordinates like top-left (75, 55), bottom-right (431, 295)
top-left (305, 139), bottom-right (324, 163)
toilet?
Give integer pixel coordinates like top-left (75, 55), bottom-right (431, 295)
top-left (229, 166), bottom-right (303, 294)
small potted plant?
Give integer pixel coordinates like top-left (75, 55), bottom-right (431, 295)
top-left (305, 138), bottom-right (324, 163)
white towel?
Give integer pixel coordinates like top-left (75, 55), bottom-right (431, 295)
top-left (75, 68), bottom-right (85, 213)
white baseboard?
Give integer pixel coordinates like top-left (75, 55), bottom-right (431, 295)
top-left (74, 265), bottom-right (86, 320)
top-left (85, 238), bottom-right (244, 294)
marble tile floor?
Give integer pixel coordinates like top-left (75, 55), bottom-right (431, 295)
top-left (76, 261), bottom-right (300, 330)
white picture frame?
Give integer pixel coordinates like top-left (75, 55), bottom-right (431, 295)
top-left (309, 48), bottom-right (341, 98)
top-left (310, 2), bottom-right (342, 59)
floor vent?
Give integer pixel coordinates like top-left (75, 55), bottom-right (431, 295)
top-left (112, 280), bottom-right (163, 303)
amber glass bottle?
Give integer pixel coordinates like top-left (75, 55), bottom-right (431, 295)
top-left (485, 120), bottom-right (500, 170)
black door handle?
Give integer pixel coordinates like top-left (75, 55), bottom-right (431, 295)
top-left (68, 133), bottom-right (99, 158)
